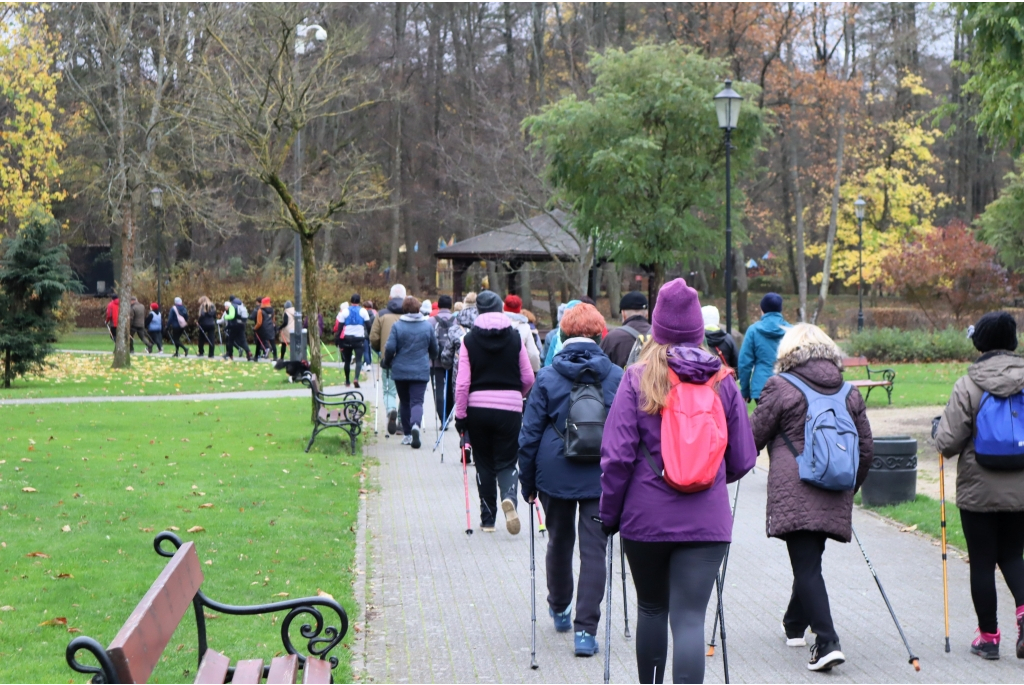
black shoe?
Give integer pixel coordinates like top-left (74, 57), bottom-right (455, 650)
top-left (971, 631), bottom-right (1001, 660)
top-left (184, 349), bottom-right (188, 357)
top-left (808, 641), bottom-right (845, 671)
top-left (1017, 616), bottom-right (1024, 659)
top-left (387, 409), bottom-right (398, 435)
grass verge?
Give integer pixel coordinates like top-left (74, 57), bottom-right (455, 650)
top-left (844, 362), bottom-right (969, 409)
top-left (0, 398), bottom-right (364, 682)
top-left (857, 493), bottom-right (965, 550)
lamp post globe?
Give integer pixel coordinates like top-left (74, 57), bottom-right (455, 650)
top-left (855, 196), bottom-right (866, 333)
top-left (714, 80), bottom-right (742, 334)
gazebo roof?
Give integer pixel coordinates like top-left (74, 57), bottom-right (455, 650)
top-left (435, 209), bottom-right (580, 262)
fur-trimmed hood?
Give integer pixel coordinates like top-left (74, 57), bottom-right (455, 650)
top-left (774, 342), bottom-right (844, 374)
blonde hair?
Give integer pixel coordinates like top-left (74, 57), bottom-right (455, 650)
top-left (637, 341), bottom-right (674, 415)
top-left (774, 323), bottom-right (844, 373)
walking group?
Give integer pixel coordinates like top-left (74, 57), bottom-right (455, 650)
top-left (371, 276), bottom-right (1024, 684)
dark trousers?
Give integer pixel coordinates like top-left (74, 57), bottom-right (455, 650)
top-left (539, 494), bottom-right (606, 634)
top-left (467, 407), bottom-right (521, 526)
top-left (431, 368), bottom-right (455, 423)
top-left (623, 539), bottom-right (727, 684)
top-left (197, 326), bottom-right (217, 357)
top-left (342, 344), bottom-right (364, 383)
top-left (960, 509), bottom-right (1024, 634)
top-left (364, 338), bottom-right (373, 366)
top-left (783, 531), bottom-right (839, 646)
top-left (131, 326), bottom-right (151, 352)
top-left (394, 380), bottom-right (427, 434)
top-left (169, 328), bottom-right (188, 355)
top-left (148, 329), bottom-right (163, 352)
top-left (255, 330), bottom-right (276, 359)
top-left (227, 325), bottom-right (250, 359)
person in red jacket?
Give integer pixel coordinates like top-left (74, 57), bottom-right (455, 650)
top-left (104, 294), bottom-right (120, 347)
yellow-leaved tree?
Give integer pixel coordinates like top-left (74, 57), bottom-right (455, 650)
top-left (0, 4), bottom-right (64, 228)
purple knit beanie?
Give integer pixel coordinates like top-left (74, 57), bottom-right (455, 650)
top-left (651, 278), bottom-right (705, 346)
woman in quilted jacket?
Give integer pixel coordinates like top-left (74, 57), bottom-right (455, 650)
top-left (750, 323), bottom-right (873, 673)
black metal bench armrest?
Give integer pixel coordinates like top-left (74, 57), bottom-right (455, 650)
top-left (865, 366), bottom-right (896, 384)
top-left (315, 397), bottom-right (365, 407)
top-left (66, 636), bottom-right (119, 684)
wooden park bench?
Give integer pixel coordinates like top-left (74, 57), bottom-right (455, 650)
top-left (300, 372), bottom-right (366, 455)
top-left (66, 532), bottom-right (347, 684)
top-left (843, 356), bottom-right (896, 405)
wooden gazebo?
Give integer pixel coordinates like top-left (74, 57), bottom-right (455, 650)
top-left (434, 210), bottom-right (582, 300)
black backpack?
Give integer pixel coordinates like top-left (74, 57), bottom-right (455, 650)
top-left (551, 367), bottom-right (607, 463)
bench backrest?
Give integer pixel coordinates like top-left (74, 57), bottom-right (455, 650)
top-left (843, 356), bottom-right (869, 368)
top-left (107, 541), bottom-right (204, 683)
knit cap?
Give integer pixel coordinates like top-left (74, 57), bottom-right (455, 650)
top-left (504, 295), bottom-right (522, 313)
top-left (702, 305), bottom-right (721, 329)
top-left (760, 293), bottom-right (782, 313)
top-left (651, 279), bottom-right (704, 346)
top-left (476, 290), bottom-right (503, 314)
top-left (174, 297), bottom-right (183, 305)
top-left (390, 284), bottom-right (407, 300)
top-left (150, 302), bottom-right (159, 311)
top-left (970, 312), bottom-right (1018, 353)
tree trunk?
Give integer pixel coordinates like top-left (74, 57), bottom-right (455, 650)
top-left (648, 262), bottom-right (666, 319)
top-left (301, 231), bottom-right (322, 380)
top-left (811, 104), bottom-right (846, 325)
top-left (788, 122), bottom-right (809, 322)
top-left (604, 261), bottom-right (621, 318)
top-left (520, 261), bottom-right (533, 310)
top-left (545, 270), bottom-right (559, 329)
top-left (113, 202), bottom-right (135, 369)
top-left (734, 245), bottom-right (749, 333)
top-left (4, 348), bottom-right (11, 388)
top-left (389, 3), bottom-right (405, 281)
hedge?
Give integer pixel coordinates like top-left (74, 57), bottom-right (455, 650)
top-left (844, 327), bottom-right (977, 363)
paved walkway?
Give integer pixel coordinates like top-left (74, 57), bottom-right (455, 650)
top-left (358, 388), bottom-right (1024, 683)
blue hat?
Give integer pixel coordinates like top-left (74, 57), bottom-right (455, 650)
top-left (760, 293), bottom-right (783, 313)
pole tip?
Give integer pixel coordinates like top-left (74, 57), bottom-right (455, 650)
top-left (706, 646), bottom-right (715, 657)
top-left (945, 637), bottom-right (951, 653)
top-left (466, 529), bottom-right (473, 536)
top-left (911, 658), bottom-right (920, 671)
top-left (530, 664), bottom-right (539, 670)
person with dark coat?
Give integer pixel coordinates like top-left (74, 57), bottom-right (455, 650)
top-left (600, 291), bottom-right (651, 368)
top-left (129, 297), bottom-right (150, 353)
top-left (750, 323), bottom-right (873, 672)
top-left (383, 296), bottom-right (439, 449)
top-left (145, 303), bottom-right (163, 353)
top-left (519, 303), bottom-right (623, 657)
top-left (254, 297), bottom-right (277, 361)
top-left (167, 297), bottom-right (189, 357)
top-left (430, 295), bottom-right (457, 423)
top-left (196, 297), bottom-right (218, 358)
top-left (738, 293), bottom-right (790, 403)
top-left (370, 284), bottom-right (407, 434)
top-left (600, 278), bottom-right (757, 683)
top-left (702, 305), bottom-right (738, 369)
top-left (337, 294), bottom-right (370, 387)
top-left (454, 290), bottom-right (535, 533)
top-left (935, 312), bottom-right (1024, 660)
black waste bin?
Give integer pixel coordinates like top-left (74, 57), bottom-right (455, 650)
top-left (861, 435), bottom-right (917, 507)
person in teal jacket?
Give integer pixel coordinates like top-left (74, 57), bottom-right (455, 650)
top-left (738, 293), bottom-right (790, 403)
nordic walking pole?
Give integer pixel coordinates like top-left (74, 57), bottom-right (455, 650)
top-left (373, 354), bottom-right (381, 435)
top-left (715, 570), bottom-right (729, 683)
top-left (708, 479), bottom-right (742, 657)
top-left (461, 435), bottom-right (473, 536)
top-left (529, 499), bottom-right (538, 670)
top-left (621, 543), bottom-right (631, 638)
top-left (430, 372), bottom-right (438, 436)
top-left (535, 500), bottom-right (546, 535)
top-left (852, 525), bottom-right (921, 670)
top-left (604, 534), bottom-right (614, 685)
top-left (439, 369), bottom-right (449, 463)
top-left (939, 450), bottom-right (952, 654)
top-left (433, 407), bottom-right (456, 452)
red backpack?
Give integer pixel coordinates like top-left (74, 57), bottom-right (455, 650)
top-left (641, 367), bottom-right (731, 493)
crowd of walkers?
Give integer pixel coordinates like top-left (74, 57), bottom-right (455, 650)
top-left (364, 277), bottom-right (1024, 683)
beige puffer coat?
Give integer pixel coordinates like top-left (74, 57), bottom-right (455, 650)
top-left (936, 351), bottom-right (1024, 512)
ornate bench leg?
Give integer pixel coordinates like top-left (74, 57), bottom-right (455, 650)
top-left (886, 384), bottom-right (893, 405)
top-left (306, 425), bottom-right (322, 453)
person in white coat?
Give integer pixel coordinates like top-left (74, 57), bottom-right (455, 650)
top-left (504, 294), bottom-right (541, 372)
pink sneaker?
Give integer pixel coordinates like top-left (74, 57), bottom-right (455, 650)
top-left (971, 629), bottom-right (1000, 660)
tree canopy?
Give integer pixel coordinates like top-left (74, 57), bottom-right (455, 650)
top-left (960, 2), bottom-right (1024, 151)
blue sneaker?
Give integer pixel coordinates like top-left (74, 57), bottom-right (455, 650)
top-left (575, 631), bottom-right (599, 657)
top-left (549, 606), bottom-right (572, 633)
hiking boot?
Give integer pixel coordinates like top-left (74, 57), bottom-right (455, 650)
top-left (971, 630), bottom-right (1000, 660)
top-left (354, 381), bottom-right (360, 389)
top-left (574, 631), bottom-right (599, 657)
top-left (807, 641), bottom-right (844, 671)
top-left (387, 410), bottom-right (399, 435)
top-left (410, 424), bottom-right (421, 449)
top-left (783, 623), bottom-right (807, 648)
top-left (502, 498), bottom-right (520, 535)
top-left (550, 606), bottom-right (572, 633)
top-left (1017, 613), bottom-right (1024, 659)
top-left (401, 435), bottom-right (413, 446)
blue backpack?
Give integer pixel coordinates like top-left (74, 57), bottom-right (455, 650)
top-left (779, 373), bottom-right (860, 491)
top-left (344, 306), bottom-right (364, 327)
top-left (974, 391), bottom-right (1024, 470)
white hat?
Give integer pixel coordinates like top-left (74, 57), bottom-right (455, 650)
top-left (390, 284), bottom-right (407, 300)
top-left (174, 297), bottom-right (182, 305)
top-left (420, 299), bottom-right (432, 316)
top-left (701, 305), bottom-right (720, 328)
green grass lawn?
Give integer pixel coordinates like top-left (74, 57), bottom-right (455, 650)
top-left (844, 362), bottom-right (968, 409)
top-left (0, 398), bottom-right (364, 683)
top-left (857, 493), bottom-right (965, 550)
top-left (56, 328), bottom-right (126, 352)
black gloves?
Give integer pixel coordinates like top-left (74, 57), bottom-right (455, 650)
top-left (601, 522), bottom-right (619, 538)
top-left (454, 416), bottom-right (469, 434)
top-left (931, 416), bottom-right (941, 440)
top-left (523, 491), bottom-right (537, 505)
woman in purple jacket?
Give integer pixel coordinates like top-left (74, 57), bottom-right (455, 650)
top-left (600, 279), bottom-right (757, 684)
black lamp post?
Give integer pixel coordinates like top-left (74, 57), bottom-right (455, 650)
top-left (290, 23), bottom-right (327, 362)
top-left (150, 187), bottom-right (164, 312)
top-left (855, 196), bottom-right (866, 333)
top-left (714, 80), bottom-right (742, 334)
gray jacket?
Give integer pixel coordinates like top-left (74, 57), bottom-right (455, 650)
top-left (383, 313), bottom-right (439, 382)
top-left (936, 351), bottom-right (1024, 512)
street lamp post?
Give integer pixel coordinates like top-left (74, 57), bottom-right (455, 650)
top-left (855, 196), bottom-right (866, 333)
top-left (290, 23), bottom-right (327, 363)
top-left (150, 187), bottom-right (164, 311)
top-left (714, 80), bottom-right (742, 335)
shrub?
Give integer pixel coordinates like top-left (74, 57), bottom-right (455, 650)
top-left (845, 327), bottom-right (977, 363)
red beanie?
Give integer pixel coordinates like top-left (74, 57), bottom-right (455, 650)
top-left (150, 302), bottom-right (159, 310)
top-left (504, 295), bottom-right (522, 313)
top-left (261, 297), bottom-right (271, 307)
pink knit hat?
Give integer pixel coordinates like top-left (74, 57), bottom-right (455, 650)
top-left (651, 278), bottom-right (705, 346)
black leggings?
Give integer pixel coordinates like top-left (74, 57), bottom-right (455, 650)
top-left (783, 531), bottom-right (838, 646)
top-left (170, 328), bottom-right (188, 355)
top-left (622, 539), bottom-right (727, 684)
top-left (960, 509), bottom-right (1024, 634)
top-left (466, 407), bottom-right (521, 526)
top-left (341, 345), bottom-right (363, 383)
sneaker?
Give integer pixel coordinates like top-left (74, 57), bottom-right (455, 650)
top-left (549, 606), bottom-right (572, 633)
top-left (1017, 614), bottom-right (1024, 659)
top-left (784, 623), bottom-right (808, 648)
top-left (971, 630), bottom-right (1000, 660)
top-left (410, 424), bottom-right (421, 449)
top-left (574, 631), bottom-right (599, 657)
top-left (354, 381), bottom-right (360, 389)
top-left (401, 435), bottom-right (413, 446)
top-left (387, 410), bottom-right (398, 435)
top-left (480, 523), bottom-right (496, 532)
top-left (808, 641), bottom-right (844, 671)
top-left (502, 498), bottom-right (520, 535)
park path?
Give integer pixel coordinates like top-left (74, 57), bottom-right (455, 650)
top-left (357, 389), bottom-right (1023, 684)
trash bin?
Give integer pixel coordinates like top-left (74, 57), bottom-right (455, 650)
top-left (861, 436), bottom-right (917, 507)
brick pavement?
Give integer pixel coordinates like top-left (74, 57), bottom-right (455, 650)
top-left (358, 387), bottom-right (1024, 683)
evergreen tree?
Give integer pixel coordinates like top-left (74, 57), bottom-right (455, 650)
top-left (0, 209), bottom-right (80, 388)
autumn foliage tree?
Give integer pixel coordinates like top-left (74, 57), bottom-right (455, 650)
top-left (885, 220), bottom-right (1014, 328)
